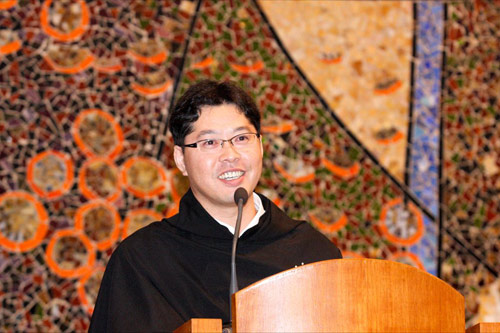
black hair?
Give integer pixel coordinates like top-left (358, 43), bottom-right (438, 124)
top-left (168, 80), bottom-right (261, 146)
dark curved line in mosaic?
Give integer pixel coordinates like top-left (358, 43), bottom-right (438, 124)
top-left (437, 2), bottom-right (448, 279)
top-left (43, 103), bottom-right (59, 141)
top-left (155, 0), bottom-right (204, 160)
top-left (404, 3), bottom-right (418, 188)
top-left (444, 229), bottom-right (499, 277)
top-left (253, 0), bottom-right (437, 224)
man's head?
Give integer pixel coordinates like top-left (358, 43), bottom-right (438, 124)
top-left (168, 80), bottom-right (261, 147)
top-left (169, 80), bottom-right (263, 214)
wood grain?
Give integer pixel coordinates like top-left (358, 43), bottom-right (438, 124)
top-left (466, 322), bottom-right (500, 333)
top-left (232, 259), bottom-right (465, 332)
top-left (173, 318), bottom-right (222, 333)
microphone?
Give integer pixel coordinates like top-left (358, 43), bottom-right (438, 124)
top-left (228, 187), bottom-right (248, 326)
top-left (234, 187), bottom-right (249, 206)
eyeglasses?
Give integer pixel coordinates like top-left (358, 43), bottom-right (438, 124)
top-left (182, 132), bottom-right (260, 153)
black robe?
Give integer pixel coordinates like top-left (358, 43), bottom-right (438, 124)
top-left (89, 189), bottom-right (342, 332)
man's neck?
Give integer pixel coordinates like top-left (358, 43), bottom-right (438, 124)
top-left (201, 195), bottom-right (257, 231)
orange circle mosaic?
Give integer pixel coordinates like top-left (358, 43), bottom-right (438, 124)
top-left (74, 200), bottom-right (121, 251)
top-left (44, 48), bottom-right (95, 74)
top-left (0, 39), bottom-right (21, 56)
top-left (121, 156), bottom-right (168, 199)
top-left (0, 191), bottom-right (49, 252)
top-left (0, 0), bottom-right (17, 10)
top-left (341, 251), bottom-right (365, 259)
top-left (127, 41), bottom-right (168, 65)
top-left (229, 60), bottom-right (264, 74)
top-left (374, 79), bottom-right (402, 95)
top-left (256, 188), bottom-right (283, 209)
top-left (319, 54), bottom-right (342, 64)
top-left (26, 150), bottom-right (74, 200)
top-left (376, 130), bottom-right (404, 145)
top-left (261, 117), bottom-right (295, 135)
top-left (78, 157), bottom-right (121, 202)
top-left (130, 79), bottom-right (173, 98)
top-left (40, 0), bottom-right (90, 42)
top-left (77, 265), bottom-right (105, 314)
top-left (309, 211), bottom-right (348, 233)
top-left (122, 209), bottom-right (163, 240)
top-left (72, 108), bottom-right (124, 160)
top-left (45, 229), bottom-right (96, 278)
top-left (191, 56), bottom-right (214, 69)
top-left (390, 251), bottom-right (425, 270)
top-left (93, 59), bottom-right (123, 73)
top-left (170, 168), bottom-right (189, 203)
top-left (273, 157), bottom-right (315, 184)
top-left (379, 197), bottom-right (424, 246)
top-left (166, 204), bottom-right (179, 218)
top-left (321, 158), bottom-right (360, 180)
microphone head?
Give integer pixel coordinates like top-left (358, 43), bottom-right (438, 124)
top-left (234, 187), bottom-right (248, 205)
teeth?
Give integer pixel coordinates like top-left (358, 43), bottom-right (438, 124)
top-left (218, 171), bottom-right (244, 180)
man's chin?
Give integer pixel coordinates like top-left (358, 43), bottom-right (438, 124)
top-left (192, 187), bottom-right (252, 208)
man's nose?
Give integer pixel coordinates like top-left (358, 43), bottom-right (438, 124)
top-left (219, 140), bottom-right (240, 160)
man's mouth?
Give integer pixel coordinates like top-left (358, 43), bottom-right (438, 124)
top-left (218, 171), bottom-right (244, 180)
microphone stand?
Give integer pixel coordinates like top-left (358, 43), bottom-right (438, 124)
top-left (226, 188), bottom-right (247, 332)
top-left (230, 197), bottom-right (244, 296)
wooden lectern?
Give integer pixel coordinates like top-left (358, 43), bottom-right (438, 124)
top-left (232, 259), bottom-right (463, 332)
top-left (176, 259), bottom-right (498, 332)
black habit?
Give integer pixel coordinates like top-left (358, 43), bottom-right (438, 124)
top-left (89, 189), bottom-right (342, 332)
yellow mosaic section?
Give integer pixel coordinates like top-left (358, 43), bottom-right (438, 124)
top-left (259, 1), bottom-right (413, 180)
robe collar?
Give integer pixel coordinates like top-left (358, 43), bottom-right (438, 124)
top-left (168, 188), bottom-right (302, 242)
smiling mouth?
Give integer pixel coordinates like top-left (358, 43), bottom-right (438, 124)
top-left (218, 171), bottom-right (244, 180)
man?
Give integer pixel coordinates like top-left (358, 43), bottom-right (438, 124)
top-left (89, 80), bottom-right (342, 332)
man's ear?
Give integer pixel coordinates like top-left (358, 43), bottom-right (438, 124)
top-left (173, 146), bottom-right (188, 176)
top-left (259, 135), bottom-right (264, 158)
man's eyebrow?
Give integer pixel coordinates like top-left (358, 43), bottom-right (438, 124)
top-left (195, 126), bottom-right (254, 139)
top-left (233, 126), bottom-right (253, 133)
top-left (196, 130), bottom-right (217, 139)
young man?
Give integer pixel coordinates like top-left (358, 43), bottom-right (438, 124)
top-left (89, 80), bottom-right (342, 332)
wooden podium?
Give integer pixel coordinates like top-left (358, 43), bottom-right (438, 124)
top-left (176, 259), bottom-right (497, 332)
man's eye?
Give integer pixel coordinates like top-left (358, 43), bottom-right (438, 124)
top-left (201, 139), bottom-right (217, 148)
top-left (235, 135), bottom-right (249, 142)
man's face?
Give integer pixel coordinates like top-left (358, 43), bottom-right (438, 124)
top-left (173, 103), bottom-right (263, 211)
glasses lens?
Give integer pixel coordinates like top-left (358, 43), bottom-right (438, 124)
top-left (199, 139), bottom-right (221, 151)
top-left (232, 133), bottom-right (256, 147)
top-left (196, 133), bottom-right (258, 152)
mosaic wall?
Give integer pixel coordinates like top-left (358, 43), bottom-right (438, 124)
top-left (259, 1), bottom-right (413, 181)
top-left (0, 0), bottom-right (498, 330)
top-left (441, 0), bottom-right (500, 323)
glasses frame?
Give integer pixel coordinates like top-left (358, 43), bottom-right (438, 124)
top-left (182, 132), bottom-right (261, 152)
